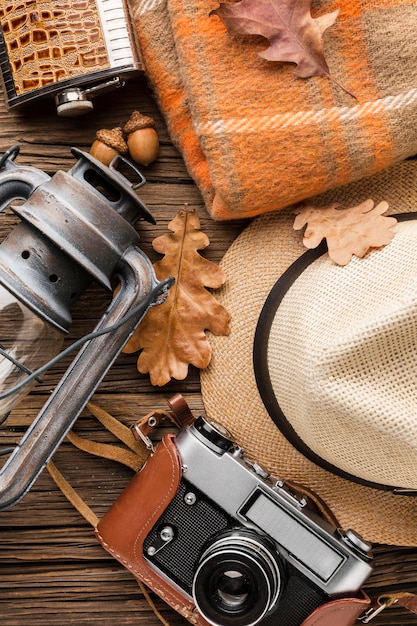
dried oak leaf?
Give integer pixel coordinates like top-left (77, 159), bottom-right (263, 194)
top-left (213, 0), bottom-right (353, 96)
top-left (293, 199), bottom-right (398, 266)
top-left (123, 208), bottom-right (230, 386)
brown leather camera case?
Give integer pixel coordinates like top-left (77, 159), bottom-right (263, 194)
top-left (96, 434), bottom-right (370, 626)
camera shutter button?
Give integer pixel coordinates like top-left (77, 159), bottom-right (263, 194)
top-left (342, 529), bottom-right (373, 556)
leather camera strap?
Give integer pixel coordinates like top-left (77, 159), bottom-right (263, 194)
top-left (46, 397), bottom-right (417, 625)
top-left (46, 400), bottom-right (176, 626)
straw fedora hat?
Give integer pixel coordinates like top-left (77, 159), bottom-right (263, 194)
top-left (201, 159), bottom-right (417, 547)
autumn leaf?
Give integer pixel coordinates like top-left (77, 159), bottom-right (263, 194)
top-left (293, 199), bottom-right (398, 265)
top-left (213, 0), bottom-right (354, 96)
top-left (123, 208), bottom-right (230, 386)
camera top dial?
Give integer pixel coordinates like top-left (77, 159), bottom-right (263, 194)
top-left (191, 416), bottom-right (235, 453)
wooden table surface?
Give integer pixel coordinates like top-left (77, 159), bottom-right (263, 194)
top-left (0, 73), bottom-right (416, 626)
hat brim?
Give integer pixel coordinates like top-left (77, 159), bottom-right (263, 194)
top-left (200, 160), bottom-right (417, 546)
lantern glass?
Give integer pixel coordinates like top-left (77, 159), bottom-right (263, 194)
top-left (0, 284), bottom-right (64, 418)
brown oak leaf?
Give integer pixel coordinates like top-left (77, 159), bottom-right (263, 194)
top-left (213, 0), bottom-right (354, 96)
top-left (293, 199), bottom-right (398, 266)
top-left (123, 208), bottom-right (230, 386)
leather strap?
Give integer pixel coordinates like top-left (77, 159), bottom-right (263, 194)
top-left (46, 401), bottom-right (176, 626)
top-left (47, 459), bottom-right (99, 528)
top-left (382, 591), bottom-right (417, 612)
top-left (131, 394), bottom-right (196, 451)
top-left (285, 479), bottom-right (340, 528)
top-left (86, 402), bottom-right (149, 454)
top-left (66, 430), bottom-right (144, 471)
top-left (300, 593), bottom-right (371, 625)
top-left (131, 409), bottom-right (171, 451)
top-left (46, 457), bottom-right (171, 626)
top-left (166, 392), bottom-right (195, 427)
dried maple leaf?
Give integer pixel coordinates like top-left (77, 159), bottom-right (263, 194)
top-left (293, 199), bottom-right (398, 265)
top-left (213, 0), bottom-right (354, 96)
top-left (123, 208), bottom-right (230, 386)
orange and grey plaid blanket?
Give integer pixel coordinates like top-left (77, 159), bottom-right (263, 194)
top-left (130, 0), bottom-right (417, 220)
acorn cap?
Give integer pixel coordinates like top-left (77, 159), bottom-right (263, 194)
top-left (123, 110), bottom-right (156, 135)
top-left (95, 127), bottom-right (128, 154)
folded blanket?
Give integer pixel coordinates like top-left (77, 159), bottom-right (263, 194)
top-left (130, 0), bottom-right (417, 220)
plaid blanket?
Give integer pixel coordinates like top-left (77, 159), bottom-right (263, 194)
top-left (130, 0), bottom-right (417, 220)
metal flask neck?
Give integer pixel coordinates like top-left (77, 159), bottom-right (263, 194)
top-left (0, 146), bottom-right (165, 509)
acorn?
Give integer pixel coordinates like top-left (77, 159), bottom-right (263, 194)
top-left (90, 127), bottom-right (128, 166)
top-left (123, 110), bottom-right (159, 166)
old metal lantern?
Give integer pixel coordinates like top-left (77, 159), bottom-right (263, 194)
top-left (0, 145), bottom-right (171, 509)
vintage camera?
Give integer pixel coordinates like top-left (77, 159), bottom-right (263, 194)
top-left (0, 0), bottom-right (141, 116)
top-left (136, 416), bottom-right (373, 626)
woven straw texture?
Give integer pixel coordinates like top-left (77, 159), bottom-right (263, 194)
top-left (269, 219), bottom-right (417, 488)
top-left (200, 159), bottom-right (417, 546)
top-left (130, 0), bottom-right (417, 220)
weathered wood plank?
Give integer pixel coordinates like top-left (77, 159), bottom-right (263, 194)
top-left (0, 69), bottom-right (415, 626)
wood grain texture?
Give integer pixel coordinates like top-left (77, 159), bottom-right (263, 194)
top-left (0, 73), bottom-right (415, 626)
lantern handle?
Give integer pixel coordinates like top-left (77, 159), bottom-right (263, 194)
top-left (0, 247), bottom-right (166, 510)
top-left (0, 145), bottom-right (20, 168)
top-left (0, 145), bottom-right (51, 212)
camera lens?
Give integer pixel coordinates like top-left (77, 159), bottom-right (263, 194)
top-left (216, 570), bottom-right (251, 608)
top-left (193, 529), bottom-right (284, 626)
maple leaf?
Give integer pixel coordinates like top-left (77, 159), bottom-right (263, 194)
top-left (293, 199), bottom-right (398, 265)
top-left (213, 0), bottom-right (354, 96)
top-left (123, 208), bottom-right (230, 386)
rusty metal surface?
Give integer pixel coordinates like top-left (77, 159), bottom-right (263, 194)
top-left (0, 146), bottom-right (168, 509)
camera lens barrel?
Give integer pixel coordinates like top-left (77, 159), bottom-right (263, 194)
top-left (192, 529), bottom-right (284, 626)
